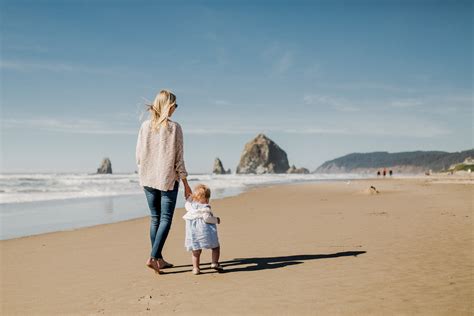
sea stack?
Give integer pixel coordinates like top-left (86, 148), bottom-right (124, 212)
top-left (213, 158), bottom-right (230, 174)
top-left (236, 134), bottom-right (290, 174)
top-left (287, 165), bottom-right (310, 174)
top-left (97, 158), bottom-right (112, 174)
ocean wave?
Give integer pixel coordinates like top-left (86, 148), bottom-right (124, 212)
top-left (0, 173), bottom-right (369, 204)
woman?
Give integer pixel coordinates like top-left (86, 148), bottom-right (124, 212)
top-left (136, 89), bottom-right (192, 274)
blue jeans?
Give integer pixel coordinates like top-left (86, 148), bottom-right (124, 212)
top-left (143, 181), bottom-right (179, 259)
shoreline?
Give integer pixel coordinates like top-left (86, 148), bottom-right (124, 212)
top-left (0, 177), bottom-right (372, 241)
top-left (1, 174), bottom-right (472, 241)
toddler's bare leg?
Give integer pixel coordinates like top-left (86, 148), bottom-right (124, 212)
top-left (192, 249), bottom-right (202, 270)
top-left (211, 246), bottom-right (220, 264)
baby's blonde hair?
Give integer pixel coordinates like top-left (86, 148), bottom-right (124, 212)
top-left (192, 184), bottom-right (211, 201)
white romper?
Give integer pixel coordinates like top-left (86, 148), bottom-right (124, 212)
top-left (183, 199), bottom-right (220, 251)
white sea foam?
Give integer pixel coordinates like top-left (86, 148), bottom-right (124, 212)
top-left (0, 172), bottom-right (369, 204)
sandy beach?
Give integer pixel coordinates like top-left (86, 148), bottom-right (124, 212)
top-left (1, 178), bottom-right (472, 315)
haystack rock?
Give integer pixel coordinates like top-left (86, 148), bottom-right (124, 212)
top-left (97, 157), bottom-right (112, 174)
top-left (287, 165), bottom-right (310, 174)
top-left (213, 158), bottom-right (230, 174)
top-left (236, 134), bottom-right (290, 174)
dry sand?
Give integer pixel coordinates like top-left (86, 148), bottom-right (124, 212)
top-left (1, 178), bottom-right (473, 315)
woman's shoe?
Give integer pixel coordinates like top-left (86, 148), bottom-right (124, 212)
top-left (146, 258), bottom-right (162, 275)
top-left (192, 268), bottom-right (200, 275)
top-left (160, 261), bottom-right (174, 269)
top-left (210, 263), bottom-right (224, 272)
top-left (146, 258), bottom-right (154, 269)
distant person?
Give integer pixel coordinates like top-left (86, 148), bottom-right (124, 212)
top-left (136, 89), bottom-right (193, 275)
top-left (183, 184), bottom-right (223, 275)
top-left (377, 171), bottom-right (381, 176)
top-left (389, 170), bottom-right (393, 176)
top-left (383, 168), bottom-right (387, 177)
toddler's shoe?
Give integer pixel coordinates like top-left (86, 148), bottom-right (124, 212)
top-left (211, 263), bottom-right (224, 273)
top-left (192, 268), bottom-right (200, 275)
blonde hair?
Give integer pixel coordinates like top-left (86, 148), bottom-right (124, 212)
top-left (192, 184), bottom-right (211, 201)
top-left (147, 89), bottom-right (177, 131)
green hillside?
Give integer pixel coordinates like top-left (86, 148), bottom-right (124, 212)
top-left (315, 149), bottom-right (474, 173)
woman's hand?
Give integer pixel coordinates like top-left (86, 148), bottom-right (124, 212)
top-left (182, 178), bottom-right (192, 199)
top-left (184, 184), bottom-right (192, 199)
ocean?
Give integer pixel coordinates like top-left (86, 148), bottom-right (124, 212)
top-left (0, 173), bottom-right (368, 240)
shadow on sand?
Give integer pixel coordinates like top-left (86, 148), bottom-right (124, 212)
top-left (162, 251), bottom-right (366, 275)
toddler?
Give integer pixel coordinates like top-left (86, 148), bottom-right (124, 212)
top-left (183, 184), bottom-right (223, 275)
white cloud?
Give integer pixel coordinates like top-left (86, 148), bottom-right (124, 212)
top-left (283, 127), bottom-right (350, 135)
top-left (390, 99), bottom-right (422, 108)
top-left (303, 94), bottom-right (360, 112)
top-left (213, 99), bottom-right (231, 106)
top-left (303, 62), bottom-right (321, 77)
top-left (331, 81), bottom-right (416, 93)
top-left (1, 117), bottom-right (349, 136)
top-left (187, 122), bottom-right (449, 138)
top-left (284, 119), bottom-right (450, 138)
top-left (261, 43), bottom-right (294, 75)
top-left (2, 112), bottom-right (451, 139)
top-left (184, 125), bottom-right (351, 136)
top-left (186, 127), bottom-right (256, 135)
top-left (0, 60), bottom-right (113, 74)
top-left (273, 51), bottom-right (293, 74)
top-left (388, 94), bottom-right (473, 113)
top-left (5, 43), bottom-right (49, 53)
top-left (2, 118), bottom-right (136, 135)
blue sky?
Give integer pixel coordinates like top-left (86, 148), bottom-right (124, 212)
top-left (1, 0), bottom-right (472, 173)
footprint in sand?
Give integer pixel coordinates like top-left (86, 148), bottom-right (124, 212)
top-left (369, 211), bottom-right (388, 216)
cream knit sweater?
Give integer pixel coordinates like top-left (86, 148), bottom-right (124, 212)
top-left (136, 119), bottom-right (188, 191)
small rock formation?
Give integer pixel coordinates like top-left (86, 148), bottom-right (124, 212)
top-left (287, 165), bottom-right (310, 174)
top-left (236, 134), bottom-right (290, 174)
top-left (213, 158), bottom-right (230, 174)
top-left (97, 157), bottom-right (112, 174)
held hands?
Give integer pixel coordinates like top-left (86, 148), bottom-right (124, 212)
top-left (217, 217), bottom-right (221, 224)
top-left (182, 177), bottom-right (192, 199)
top-left (184, 184), bottom-right (192, 199)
